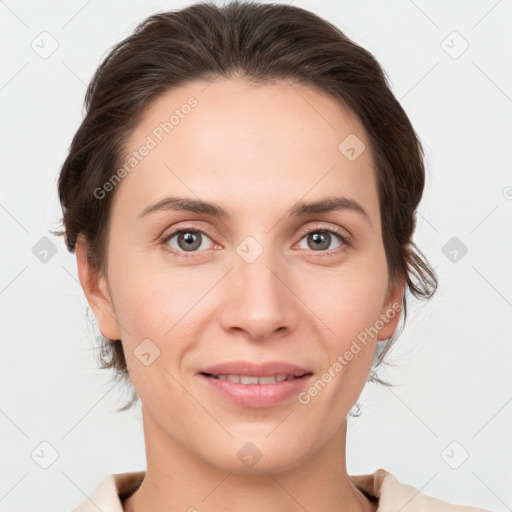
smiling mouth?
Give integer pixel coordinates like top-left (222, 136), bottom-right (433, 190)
top-left (201, 372), bottom-right (312, 384)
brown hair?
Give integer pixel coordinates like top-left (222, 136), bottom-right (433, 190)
top-left (55, 0), bottom-right (437, 413)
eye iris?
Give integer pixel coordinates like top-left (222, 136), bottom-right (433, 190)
top-left (178, 231), bottom-right (201, 251)
top-left (308, 231), bottom-right (331, 251)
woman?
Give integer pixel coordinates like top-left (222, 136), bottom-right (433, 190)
top-left (56, 1), bottom-right (490, 510)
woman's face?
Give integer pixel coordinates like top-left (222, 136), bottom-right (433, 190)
top-left (80, 78), bottom-right (403, 472)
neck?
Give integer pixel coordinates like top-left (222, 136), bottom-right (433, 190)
top-left (123, 407), bottom-right (377, 512)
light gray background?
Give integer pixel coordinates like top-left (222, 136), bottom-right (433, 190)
top-left (1, 0), bottom-right (511, 510)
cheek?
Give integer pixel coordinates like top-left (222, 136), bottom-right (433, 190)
top-left (305, 258), bottom-right (388, 384)
top-left (311, 260), bottom-right (388, 341)
top-left (325, 299), bottom-right (381, 380)
top-left (300, 297), bottom-right (381, 419)
top-left (107, 255), bottom-right (200, 403)
top-left (107, 247), bottom-right (197, 335)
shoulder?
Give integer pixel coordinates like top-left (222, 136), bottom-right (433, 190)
top-left (350, 468), bottom-right (492, 512)
top-left (71, 471), bottom-right (145, 512)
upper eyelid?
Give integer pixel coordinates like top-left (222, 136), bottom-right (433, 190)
top-left (296, 223), bottom-right (351, 241)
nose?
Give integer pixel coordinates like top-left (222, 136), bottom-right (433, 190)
top-left (218, 246), bottom-right (298, 342)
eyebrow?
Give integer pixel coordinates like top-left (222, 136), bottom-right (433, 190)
top-left (137, 195), bottom-right (372, 226)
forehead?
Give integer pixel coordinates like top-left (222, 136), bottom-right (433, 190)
top-left (115, 78), bottom-right (379, 222)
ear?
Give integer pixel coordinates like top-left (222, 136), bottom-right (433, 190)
top-left (376, 276), bottom-right (406, 342)
top-left (75, 237), bottom-right (121, 341)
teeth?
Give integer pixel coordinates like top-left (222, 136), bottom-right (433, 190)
top-left (240, 376), bottom-right (259, 384)
top-left (210, 374), bottom-right (296, 384)
top-left (259, 376), bottom-right (277, 384)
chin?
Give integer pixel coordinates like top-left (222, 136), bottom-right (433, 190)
top-left (198, 431), bottom-right (317, 475)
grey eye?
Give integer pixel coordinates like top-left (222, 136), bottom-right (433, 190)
top-left (167, 230), bottom-right (214, 252)
top-left (297, 231), bottom-right (343, 251)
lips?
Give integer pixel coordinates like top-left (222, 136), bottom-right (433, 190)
top-left (197, 361), bottom-right (313, 407)
top-left (198, 360), bottom-right (312, 379)
top-left (198, 371), bottom-right (313, 408)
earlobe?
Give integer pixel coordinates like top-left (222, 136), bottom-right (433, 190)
top-left (376, 278), bottom-right (406, 342)
top-left (75, 238), bottom-right (121, 341)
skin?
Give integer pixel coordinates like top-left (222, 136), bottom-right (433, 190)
top-left (76, 77), bottom-right (405, 512)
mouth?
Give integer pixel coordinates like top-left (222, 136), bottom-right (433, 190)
top-left (200, 372), bottom-right (312, 384)
top-left (196, 361), bottom-right (314, 407)
top-left (201, 372), bottom-right (312, 385)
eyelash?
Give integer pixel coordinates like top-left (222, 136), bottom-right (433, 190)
top-left (159, 223), bottom-right (352, 258)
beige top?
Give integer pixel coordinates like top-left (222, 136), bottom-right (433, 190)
top-left (72, 469), bottom-right (491, 512)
